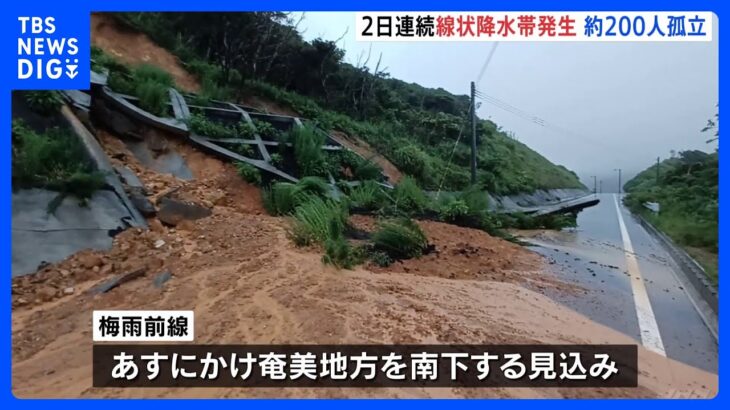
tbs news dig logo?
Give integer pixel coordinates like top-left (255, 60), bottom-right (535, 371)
top-left (17, 17), bottom-right (79, 81)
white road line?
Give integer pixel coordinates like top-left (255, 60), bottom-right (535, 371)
top-left (613, 194), bottom-right (667, 356)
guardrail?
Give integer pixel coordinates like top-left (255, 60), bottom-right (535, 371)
top-left (636, 215), bottom-right (718, 316)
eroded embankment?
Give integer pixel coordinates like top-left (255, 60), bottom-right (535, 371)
top-left (12, 125), bottom-right (717, 398)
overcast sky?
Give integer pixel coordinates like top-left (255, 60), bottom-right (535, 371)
top-left (295, 12), bottom-right (718, 191)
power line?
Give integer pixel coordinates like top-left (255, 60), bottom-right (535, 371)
top-left (473, 91), bottom-right (614, 150)
top-left (476, 43), bottom-right (500, 86)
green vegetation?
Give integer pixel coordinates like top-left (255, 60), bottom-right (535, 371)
top-left (90, 13), bottom-right (587, 270)
top-left (25, 91), bottom-right (63, 115)
top-left (347, 181), bottom-right (389, 212)
top-left (288, 124), bottom-right (329, 177)
top-left (110, 12), bottom-right (584, 194)
top-left (371, 219), bottom-right (429, 260)
top-left (290, 196), bottom-right (348, 246)
top-left (235, 161), bottom-right (262, 185)
top-left (91, 48), bottom-right (173, 117)
top-left (624, 150), bottom-right (718, 284)
top-left (262, 177), bottom-right (331, 216)
top-left (392, 176), bottom-right (429, 215)
top-left (12, 120), bottom-right (105, 212)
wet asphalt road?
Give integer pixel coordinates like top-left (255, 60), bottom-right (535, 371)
top-left (526, 193), bottom-right (718, 373)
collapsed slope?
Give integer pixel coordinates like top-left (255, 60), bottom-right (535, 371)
top-left (11, 127), bottom-right (716, 398)
top-left (101, 12), bottom-right (584, 194)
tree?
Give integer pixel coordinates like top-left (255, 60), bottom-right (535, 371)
top-left (702, 104), bottom-right (719, 144)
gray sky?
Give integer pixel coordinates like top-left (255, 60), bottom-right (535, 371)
top-left (296, 12), bottom-right (718, 191)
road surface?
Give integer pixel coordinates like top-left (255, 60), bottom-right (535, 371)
top-left (525, 193), bottom-right (718, 373)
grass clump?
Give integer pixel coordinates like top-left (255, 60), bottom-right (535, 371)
top-left (134, 79), bottom-right (169, 116)
top-left (12, 120), bottom-right (105, 211)
top-left (392, 176), bottom-right (429, 215)
top-left (371, 218), bottom-right (428, 260)
top-left (348, 180), bottom-right (388, 212)
top-left (289, 125), bottom-right (329, 177)
top-left (235, 161), bottom-right (262, 185)
top-left (25, 91), bottom-right (63, 115)
top-left (262, 177), bottom-right (332, 216)
top-left (290, 196), bottom-right (348, 246)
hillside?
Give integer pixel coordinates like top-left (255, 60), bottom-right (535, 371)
top-left (107, 12), bottom-right (584, 195)
top-left (623, 150), bottom-right (718, 283)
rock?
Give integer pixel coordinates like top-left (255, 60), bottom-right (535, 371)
top-left (154, 239), bottom-right (166, 249)
top-left (128, 188), bottom-right (156, 217)
top-left (78, 253), bottom-right (103, 269)
top-left (208, 191), bottom-right (226, 205)
top-left (153, 270), bottom-right (172, 288)
top-left (37, 286), bottom-right (57, 302)
top-left (59, 269), bottom-right (71, 277)
top-left (89, 267), bottom-right (146, 295)
top-left (100, 264), bottom-right (114, 275)
top-left (16, 297), bottom-right (29, 306)
top-left (157, 197), bottom-right (212, 227)
top-left (63, 287), bottom-right (75, 295)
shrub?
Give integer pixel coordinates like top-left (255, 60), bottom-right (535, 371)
top-left (25, 91), bottom-right (63, 115)
top-left (187, 114), bottom-right (238, 139)
top-left (438, 198), bottom-right (470, 222)
top-left (290, 125), bottom-right (329, 177)
top-left (253, 119), bottom-right (279, 139)
top-left (235, 161), bottom-right (261, 185)
top-left (134, 79), bottom-right (169, 116)
top-left (322, 232), bottom-right (364, 269)
top-left (371, 218), bottom-right (428, 260)
top-left (392, 144), bottom-right (431, 179)
top-left (290, 196), bottom-right (348, 246)
top-left (262, 177), bottom-right (332, 216)
top-left (392, 176), bottom-right (429, 214)
top-left (270, 152), bottom-right (284, 166)
top-left (262, 183), bottom-right (297, 215)
top-left (132, 64), bottom-right (174, 87)
top-left (296, 176), bottom-right (331, 196)
top-left (348, 180), bottom-right (388, 211)
top-left (354, 158), bottom-right (382, 181)
top-left (12, 121), bottom-right (105, 210)
top-left (369, 250), bottom-right (393, 267)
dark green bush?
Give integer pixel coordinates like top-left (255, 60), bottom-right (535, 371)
top-left (371, 218), bottom-right (428, 260)
top-left (235, 161), bottom-right (262, 185)
top-left (369, 250), bottom-right (393, 267)
top-left (290, 195), bottom-right (348, 246)
top-left (348, 180), bottom-right (388, 211)
top-left (322, 229), bottom-right (365, 269)
top-left (270, 152), bottom-right (284, 166)
top-left (132, 64), bottom-right (174, 87)
top-left (12, 121), bottom-right (105, 210)
top-left (392, 176), bottom-right (429, 214)
top-left (262, 177), bottom-right (332, 216)
top-left (252, 119), bottom-right (279, 140)
top-left (134, 79), bottom-right (169, 116)
top-left (438, 198), bottom-right (470, 222)
top-left (290, 125), bottom-right (329, 177)
top-left (25, 91), bottom-right (63, 115)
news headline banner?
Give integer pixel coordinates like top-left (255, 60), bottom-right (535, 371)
top-left (355, 12), bottom-right (713, 42)
top-left (93, 344), bottom-right (638, 388)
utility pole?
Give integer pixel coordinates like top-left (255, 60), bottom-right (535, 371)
top-left (655, 156), bottom-right (660, 184)
top-left (590, 175), bottom-right (597, 194)
top-left (470, 81), bottom-right (477, 185)
top-left (614, 168), bottom-right (622, 194)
